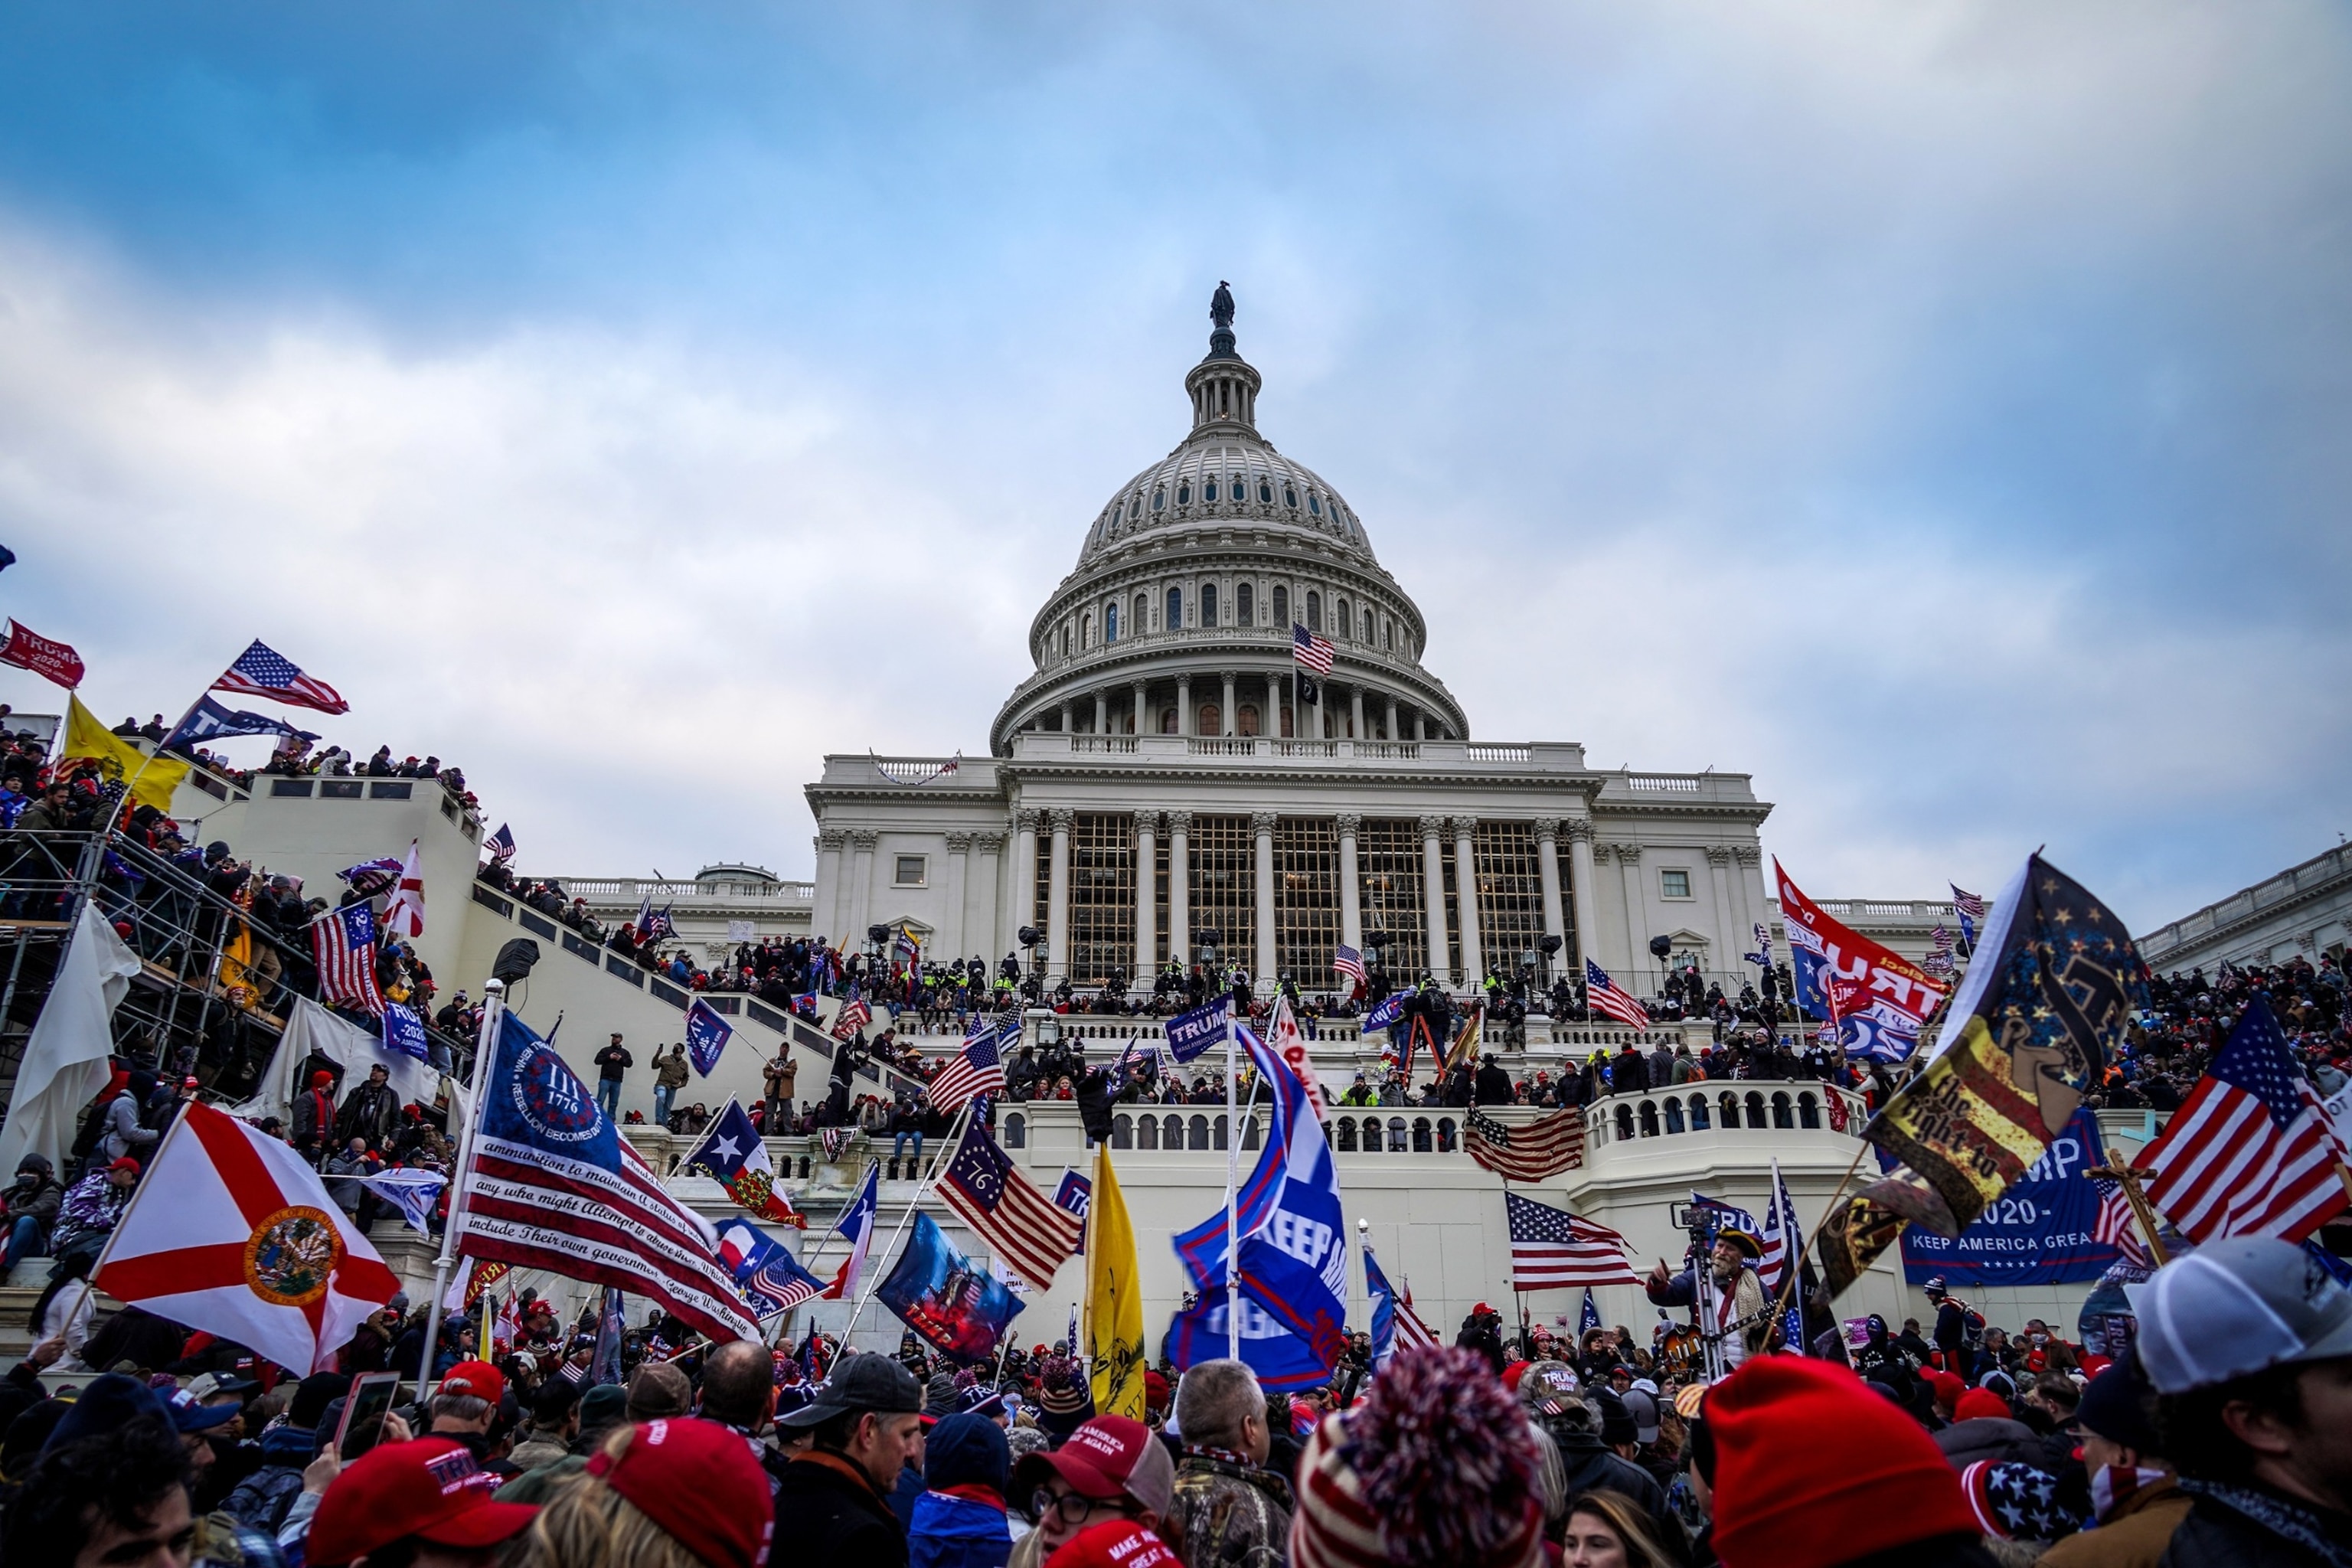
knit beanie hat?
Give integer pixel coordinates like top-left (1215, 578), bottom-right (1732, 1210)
top-left (1707, 1355), bottom-right (1976, 1568)
top-left (1290, 1346), bottom-right (1541, 1568)
top-left (1952, 1387), bottom-right (2011, 1423)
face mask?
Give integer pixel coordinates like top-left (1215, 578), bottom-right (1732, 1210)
top-left (2091, 1464), bottom-right (2170, 1521)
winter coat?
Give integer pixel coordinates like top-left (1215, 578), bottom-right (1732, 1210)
top-left (335, 1081), bottom-right (399, 1149)
top-left (1168, 1449), bottom-right (1293, 1568)
top-left (655, 1052), bottom-right (691, 1091)
top-left (908, 1490), bottom-right (1012, 1568)
top-left (775, 1451), bottom-right (909, 1568)
top-left (101, 1096), bottom-right (158, 1162)
top-left (221, 1426), bottom-right (317, 1536)
top-left (6, 1174), bottom-right (64, 1229)
top-left (2157, 1481), bottom-right (2352, 1568)
top-left (1550, 1428), bottom-right (1680, 1559)
top-left (2038, 1475), bottom-right (2189, 1568)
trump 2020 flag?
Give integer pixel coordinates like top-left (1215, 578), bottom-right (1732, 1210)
top-left (684, 998), bottom-right (733, 1078)
top-left (95, 1102), bottom-right (401, 1373)
top-left (877, 1211), bottom-right (1024, 1366)
top-left (382, 1003), bottom-right (430, 1064)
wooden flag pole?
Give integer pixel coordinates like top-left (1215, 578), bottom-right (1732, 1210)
top-left (2087, 1148), bottom-right (2170, 1267)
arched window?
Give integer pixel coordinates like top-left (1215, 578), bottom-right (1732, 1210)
top-left (1129, 495), bottom-right (1142, 519)
top-left (1664, 1097), bottom-right (1686, 1133)
top-left (1689, 1095), bottom-right (1710, 1130)
top-left (1284, 485), bottom-right (1298, 508)
top-left (1112, 1115), bottom-right (1132, 1149)
top-left (1214, 1116), bottom-right (1230, 1152)
top-left (1104, 602), bottom-right (1118, 642)
top-left (1177, 482), bottom-right (1191, 505)
top-left (1436, 1118), bottom-right (1458, 1152)
top-left (1638, 1101), bottom-right (1661, 1138)
top-left (1308, 494), bottom-right (1322, 515)
top-left (1746, 1092), bottom-right (1768, 1127)
top-left (1187, 1116), bottom-right (1210, 1151)
top-left (1201, 583), bottom-right (1218, 627)
top-left (1242, 1115), bottom-right (1259, 1151)
top-left (1138, 1115), bottom-right (1158, 1149)
top-left (1258, 479), bottom-right (1273, 504)
top-left (1335, 598), bottom-right (1351, 639)
top-left (1337, 1118), bottom-right (1358, 1152)
top-left (1005, 1113), bottom-right (1027, 1148)
top-left (1614, 1104), bottom-right (1635, 1142)
top-left (1237, 705), bottom-right (1259, 737)
top-left (1362, 609), bottom-right (1374, 643)
top-left (1772, 1093), bottom-right (1794, 1129)
top-left (1720, 1093), bottom-right (1741, 1129)
top-left (1161, 1114), bottom-right (1183, 1148)
top-left (1161, 708), bottom-right (1178, 734)
top-left (1081, 613), bottom-right (1093, 649)
top-left (1236, 583), bottom-right (1253, 625)
top-left (1197, 704), bottom-right (1220, 735)
top-left (1167, 587), bottom-right (1183, 629)
top-left (1135, 593), bottom-right (1149, 633)
top-left (1384, 621), bottom-right (1394, 651)
top-left (1204, 479), bottom-right (1219, 502)
top-left (1152, 487), bottom-right (1165, 511)
top-left (1272, 585), bottom-right (1289, 626)
top-left (1798, 1093), bottom-right (1821, 1129)
top-left (1060, 626), bottom-right (1071, 658)
top-left (1306, 592), bottom-right (1321, 632)
top-left (1412, 1117), bottom-right (1432, 1152)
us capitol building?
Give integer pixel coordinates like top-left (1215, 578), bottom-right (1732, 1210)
top-left (807, 292), bottom-right (1777, 994)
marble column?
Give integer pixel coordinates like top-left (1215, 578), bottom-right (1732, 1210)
top-left (1252, 810), bottom-right (1279, 989)
top-left (1565, 820), bottom-right (1599, 975)
top-left (1612, 844), bottom-right (1650, 988)
top-left (1011, 809), bottom-right (1040, 948)
top-left (1132, 681), bottom-right (1148, 737)
top-left (1134, 813), bottom-right (1158, 977)
top-left (1705, 846), bottom-right (1740, 977)
top-left (1733, 847), bottom-right (1766, 957)
top-left (1093, 691), bottom-right (1108, 736)
top-left (972, 831), bottom-right (1004, 962)
top-left (817, 829), bottom-right (847, 943)
top-left (1414, 712), bottom-right (1428, 742)
top-left (1452, 816), bottom-right (1484, 985)
top-left (1534, 818), bottom-right (1566, 985)
top-left (1419, 815), bottom-right (1451, 986)
top-left (1167, 810), bottom-right (1192, 969)
top-left (1046, 808), bottom-right (1074, 983)
top-left (1060, 699), bottom-right (1074, 734)
top-left (1337, 812), bottom-right (1364, 957)
top-left (1221, 671), bottom-right (1238, 737)
top-left (942, 832), bottom-right (972, 959)
top-left (1385, 696), bottom-right (1399, 743)
top-left (847, 830), bottom-right (877, 943)
top-left (1313, 689), bottom-right (1327, 741)
top-left (1351, 688), bottom-right (1366, 740)
top-left (1178, 676), bottom-right (1194, 739)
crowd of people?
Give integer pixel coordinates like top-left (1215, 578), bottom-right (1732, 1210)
top-left (0, 1230), bottom-right (2345, 1566)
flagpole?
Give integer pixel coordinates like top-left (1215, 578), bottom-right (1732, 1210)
top-left (1223, 1001), bottom-right (1240, 1361)
top-left (840, 1097), bottom-right (977, 1344)
top-left (416, 978), bottom-right (505, 1405)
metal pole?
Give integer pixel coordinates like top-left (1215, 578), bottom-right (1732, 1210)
top-left (416, 979), bottom-right (505, 1403)
top-left (841, 1098), bottom-right (976, 1343)
top-left (1223, 1000), bottom-right (1239, 1361)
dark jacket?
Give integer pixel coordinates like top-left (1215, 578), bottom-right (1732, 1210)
top-left (220, 1424), bottom-right (316, 1535)
top-left (1473, 1064), bottom-right (1514, 1104)
top-left (2159, 1480), bottom-right (2352, 1568)
top-left (335, 1080), bottom-right (400, 1148)
top-left (776, 1451), bottom-right (909, 1568)
top-left (1551, 1429), bottom-right (1681, 1562)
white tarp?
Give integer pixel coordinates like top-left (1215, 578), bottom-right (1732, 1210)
top-left (0, 902), bottom-right (142, 1176)
top-left (232, 995), bottom-right (445, 1123)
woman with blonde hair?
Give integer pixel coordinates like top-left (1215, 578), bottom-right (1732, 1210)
top-left (1561, 1490), bottom-right (1675, 1568)
top-left (505, 1418), bottom-right (773, 1568)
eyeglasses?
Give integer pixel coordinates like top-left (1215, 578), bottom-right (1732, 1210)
top-left (1031, 1488), bottom-right (1111, 1526)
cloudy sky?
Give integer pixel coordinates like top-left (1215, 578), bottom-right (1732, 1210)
top-left (2, 2), bottom-right (2346, 931)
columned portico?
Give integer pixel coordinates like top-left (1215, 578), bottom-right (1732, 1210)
top-left (1420, 815), bottom-right (1450, 985)
top-left (972, 831), bottom-right (1004, 961)
top-left (1252, 811), bottom-right (1279, 985)
top-left (1046, 808), bottom-right (1073, 981)
top-left (1612, 843), bottom-right (1648, 986)
top-left (1452, 815), bottom-right (1483, 985)
top-left (942, 831), bottom-right (972, 957)
top-left (847, 830), bottom-right (877, 939)
top-left (1134, 813), bottom-right (1158, 975)
top-left (1534, 818), bottom-right (1566, 985)
top-left (1337, 812), bottom-right (1364, 956)
top-left (1178, 675), bottom-right (1194, 737)
top-left (1011, 809), bottom-right (1040, 954)
top-left (1167, 809), bottom-right (1192, 965)
top-left (1566, 820), bottom-right (1599, 974)
top-left (1221, 671), bottom-right (1238, 737)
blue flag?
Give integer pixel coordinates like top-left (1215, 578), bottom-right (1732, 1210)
top-left (1364, 1243), bottom-right (1406, 1370)
top-left (1164, 1288), bottom-right (1334, 1391)
top-left (715, 1218), bottom-right (825, 1318)
top-left (877, 1211), bottom-right (1024, 1366)
top-left (1579, 1289), bottom-right (1602, 1335)
top-left (481, 1008), bottom-right (622, 1172)
top-left (685, 998), bottom-right (733, 1077)
top-left (382, 1002), bottom-right (430, 1063)
top-left (1165, 1000), bottom-right (1230, 1063)
top-left (162, 695), bottom-right (318, 751)
top-left (1362, 991), bottom-right (1406, 1033)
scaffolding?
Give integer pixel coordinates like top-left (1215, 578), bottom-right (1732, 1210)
top-left (0, 828), bottom-right (470, 1120)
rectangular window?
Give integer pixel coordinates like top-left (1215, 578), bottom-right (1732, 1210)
top-left (1472, 821), bottom-right (1547, 978)
top-left (1274, 817), bottom-right (1339, 986)
top-left (1187, 815), bottom-right (1256, 977)
top-left (1354, 819), bottom-right (1427, 979)
top-left (1068, 813), bottom-right (1136, 985)
top-left (1661, 867), bottom-right (1692, 900)
top-left (893, 855), bottom-right (926, 887)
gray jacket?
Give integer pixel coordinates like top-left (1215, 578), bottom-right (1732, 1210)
top-left (101, 1096), bottom-right (158, 1162)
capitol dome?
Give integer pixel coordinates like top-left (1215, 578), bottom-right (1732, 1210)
top-left (991, 288), bottom-right (1469, 756)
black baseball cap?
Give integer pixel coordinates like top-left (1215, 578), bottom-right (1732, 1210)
top-left (775, 1352), bottom-right (923, 1428)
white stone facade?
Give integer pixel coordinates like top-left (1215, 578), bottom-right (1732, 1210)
top-left (2137, 843), bottom-right (2352, 975)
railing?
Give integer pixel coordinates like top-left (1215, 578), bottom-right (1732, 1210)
top-left (1465, 743), bottom-right (1531, 763)
top-left (552, 876), bottom-right (816, 905)
top-left (2136, 843), bottom-right (2351, 962)
top-left (1584, 1083), bottom-right (1868, 1148)
top-left (1071, 737), bottom-right (1138, 754)
top-left (1188, 738), bottom-right (1255, 756)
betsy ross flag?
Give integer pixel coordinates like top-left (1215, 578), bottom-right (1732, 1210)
top-left (456, 1011), bottom-right (759, 1342)
top-left (1505, 1193), bottom-right (1639, 1290)
top-left (687, 1099), bottom-right (806, 1228)
top-left (213, 639), bottom-right (349, 716)
top-left (820, 1161), bottom-right (881, 1299)
top-left (938, 1119), bottom-right (1082, 1292)
top-left (2137, 996), bottom-right (2349, 1245)
top-left (1332, 945), bottom-right (1367, 987)
top-left (1465, 1106), bottom-right (1586, 1183)
top-left (929, 1014), bottom-right (1006, 1112)
top-left (313, 903), bottom-right (386, 1016)
top-left (94, 1102), bottom-right (400, 1374)
top-left (1584, 959), bottom-right (1650, 1030)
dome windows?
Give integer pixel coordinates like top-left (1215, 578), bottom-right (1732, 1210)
top-left (1105, 601), bottom-right (1119, 642)
top-left (1308, 494), bottom-right (1322, 515)
top-left (1135, 592), bottom-right (1150, 633)
top-left (1201, 582), bottom-right (1219, 627)
top-left (1129, 493), bottom-right (1142, 520)
top-left (1178, 482), bottom-right (1191, 505)
top-left (1236, 582), bottom-right (1253, 626)
top-left (1167, 586), bottom-right (1183, 629)
top-left (1272, 584), bottom-right (1289, 626)
top-left (1283, 485), bottom-right (1298, 508)
top-left (1204, 479), bottom-right (1219, 502)
top-left (1336, 597), bottom-right (1351, 639)
top-left (1257, 479), bottom-right (1273, 504)
top-left (1305, 591), bottom-right (1322, 632)
top-left (1152, 487), bottom-right (1166, 511)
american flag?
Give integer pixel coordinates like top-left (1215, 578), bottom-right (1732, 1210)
top-left (1505, 1193), bottom-right (1639, 1290)
top-left (1951, 884), bottom-right (1985, 948)
top-left (1584, 958), bottom-right (1651, 1030)
top-left (313, 901), bottom-right (386, 1015)
top-left (928, 1016), bottom-right (1005, 1112)
top-left (1465, 1106), bottom-right (1586, 1183)
top-left (212, 639), bottom-right (350, 716)
top-left (2137, 997), bottom-right (2349, 1245)
top-left (831, 995), bottom-right (872, 1040)
top-left (485, 823), bottom-right (517, 863)
top-left (937, 1119), bottom-right (1081, 1292)
top-left (2092, 1176), bottom-right (2150, 1267)
top-left (1758, 1158), bottom-right (1804, 1295)
top-left (1332, 944), bottom-right (1367, 986)
top-left (1292, 622), bottom-right (1335, 675)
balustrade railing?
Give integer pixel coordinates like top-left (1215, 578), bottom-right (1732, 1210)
top-left (1585, 1083), bottom-right (1867, 1148)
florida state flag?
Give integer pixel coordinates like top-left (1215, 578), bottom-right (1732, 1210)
top-left (95, 1102), bottom-right (400, 1374)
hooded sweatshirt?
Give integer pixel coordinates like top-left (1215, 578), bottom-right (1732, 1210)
top-left (911, 1413), bottom-right (1012, 1568)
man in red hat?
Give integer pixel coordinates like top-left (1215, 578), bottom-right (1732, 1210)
top-left (1009, 1413), bottom-right (1176, 1563)
top-left (309, 1436), bottom-right (538, 1567)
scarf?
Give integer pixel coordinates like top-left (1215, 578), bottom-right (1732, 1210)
top-left (2180, 1478), bottom-right (2352, 1568)
top-left (2090, 1465), bottom-right (2172, 1523)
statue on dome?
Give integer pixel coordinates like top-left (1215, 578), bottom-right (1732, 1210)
top-left (1210, 280), bottom-right (1236, 333)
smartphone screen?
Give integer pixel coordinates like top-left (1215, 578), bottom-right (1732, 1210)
top-left (335, 1371), bottom-right (400, 1459)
